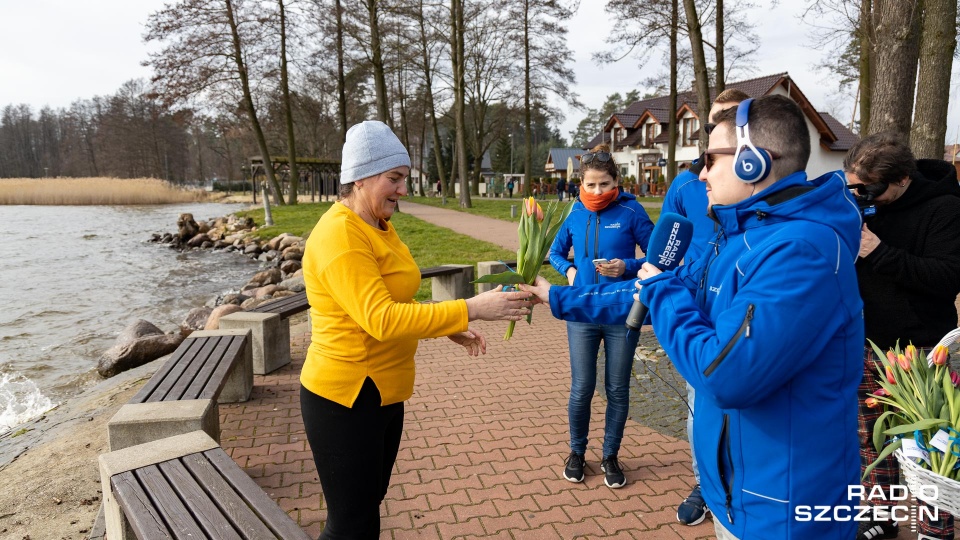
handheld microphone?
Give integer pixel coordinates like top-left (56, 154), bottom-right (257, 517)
top-left (625, 212), bottom-right (694, 331)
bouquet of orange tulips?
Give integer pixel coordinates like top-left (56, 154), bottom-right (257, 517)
top-left (474, 196), bottom-right (571, 339)
top-left (864, 329), bottom-right (960, 481)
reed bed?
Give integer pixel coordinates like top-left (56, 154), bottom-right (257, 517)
top-left (0, 177), bottom-right (212, 205)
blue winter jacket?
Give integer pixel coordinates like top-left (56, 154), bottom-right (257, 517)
top-left (549, 191), bottom-right (654, 286)
top-left (662, 169), bottom-right (715, 265)
top-left (549, 171), bottom-right (865, 539)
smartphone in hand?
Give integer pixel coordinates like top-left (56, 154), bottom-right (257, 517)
top-left (592, 258), bottom-right (610, 266)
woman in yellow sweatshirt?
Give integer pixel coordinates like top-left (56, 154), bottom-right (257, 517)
top-left (300, 120), bottom-right (532, 539)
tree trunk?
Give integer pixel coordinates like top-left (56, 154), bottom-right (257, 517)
top-left (368, 0), bottom-right (390, 125)
top-left (682, 0), bottom-right (711, 152)
top-left (667, 0), bottom-right (679, 184)
top-left (523, 0), bottom-right (533, 198)
top-left (715, 0), bottom-right (724, 93)
top-left (452, 0), bottom-right (471, 208)
top-left (335, 0), bottom-right (348, 146)
top-left (417, 0), bottom-right (448, 201)
top-left (279, 0), bottom-right (300, 204)
top-left (858, 0), bottom-right (874, 134)
top-left (397, 34), bottom-right (413, 195)
top-left (910, 0), bottom-right (956, 159)
top-left (226, 0), bottom-right (283, 205)
top-left (418, 119), bottom-right (426, 196)
top-left (868, 0), bottom-right (920, 137)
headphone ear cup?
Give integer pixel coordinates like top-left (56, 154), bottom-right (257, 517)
top-left (734, 147), bottom-right (772, 184)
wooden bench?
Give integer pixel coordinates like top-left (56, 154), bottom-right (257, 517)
top-left (420, 264), bottom-right (474, 301)
top-left (219, 291), bottom-right (309, 376)
top-left (107, 329), bottom-right (253, 451)
top-left (100, 431), bottom-right (310, 540)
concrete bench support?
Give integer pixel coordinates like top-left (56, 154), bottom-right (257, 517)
top-left (476, 261), bottom-right (509, 293)
top-left (431, 264), bottom-right (474, 301)
top-left (185, 328), bottom-right (254, 403)
top-left (218, 312), bottom-right (290, 375)
top-left (99, 431), bottom-right (219, 540)
top-left (107, 399), bottom-right (218, 451)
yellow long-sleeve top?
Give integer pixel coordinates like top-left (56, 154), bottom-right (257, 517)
top-left (300, 202), bottom-right (469, 407)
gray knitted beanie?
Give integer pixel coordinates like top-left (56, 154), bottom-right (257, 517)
top-left (340, 121), bottom-right (411, 184)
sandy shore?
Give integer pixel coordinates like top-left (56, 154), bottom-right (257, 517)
top-left (0, 352), bottom-right (167, 539)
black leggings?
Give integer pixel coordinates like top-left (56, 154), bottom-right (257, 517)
top-left (300, 378), bottom-right (404, 540)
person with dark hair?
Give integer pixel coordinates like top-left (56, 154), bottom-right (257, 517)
top-left (548, 142), bottom-right (654, 489)
top-left (556, 176), bottom-right (567, 202)
top-left (523, 95), bottom-right (864, 539)
top-left (845, 132), bottom-right (960, 540)
top-left (300, 120), bottom-right (535, 539)
top-left (663, 88), bottom-right (748, 527)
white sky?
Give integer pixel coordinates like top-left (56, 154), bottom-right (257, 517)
top-left (2, 1), bottom-right (959, 149)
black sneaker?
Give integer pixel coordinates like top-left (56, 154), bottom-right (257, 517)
top-left (677, 484), bottom-right (709, 525)
top-left (563, 452), bottom-right (586, 483)
top-left (856, 519), bottom-right (899, 540)
top-left (600, 455), bottom-right (626, 488)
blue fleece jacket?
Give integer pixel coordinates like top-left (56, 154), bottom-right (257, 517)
top-left (549, 171), bottom-right (864, 539)
top-left (662, 169), bottom-right (715, 265)
top-left (548, 190), bottom-right (654, 287)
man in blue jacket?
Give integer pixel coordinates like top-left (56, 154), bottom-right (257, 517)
top-left (523, 95), bottom-right (864, 539)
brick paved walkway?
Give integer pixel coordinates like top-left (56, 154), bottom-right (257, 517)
top-left (217, 200), bottom-right (713, 538)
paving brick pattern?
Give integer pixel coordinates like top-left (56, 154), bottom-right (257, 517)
top-left (218, 315), bottom-right (712, 539)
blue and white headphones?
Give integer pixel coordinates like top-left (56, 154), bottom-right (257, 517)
top-left (733, 98), bottom-right (773, 184)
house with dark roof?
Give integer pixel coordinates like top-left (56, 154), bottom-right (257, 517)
top-left (584, 73), bottom-right (859, 184)
top-left (545, 148), bottom-right (582, 180)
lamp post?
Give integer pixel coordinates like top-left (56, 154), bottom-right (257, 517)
top-left (509, 132), bottom-right (514, 174)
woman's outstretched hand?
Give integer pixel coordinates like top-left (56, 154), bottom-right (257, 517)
top-left (464, 285), bottom-right (534, 321)
top-left (448, 328), bottom-right (487, 356)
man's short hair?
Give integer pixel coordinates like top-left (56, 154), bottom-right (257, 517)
top-left (714, 88), bottom-right (749, 105)
top-left (843, 132), bottom-right (917, 185)
top-left (712, 95), bottom-right (811, 179)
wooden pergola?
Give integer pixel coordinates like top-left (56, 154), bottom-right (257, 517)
top-left (245, 156), bottom-right (341, 203)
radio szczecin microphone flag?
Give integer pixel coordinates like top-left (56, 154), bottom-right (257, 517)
top-left (625, 212), bottom-right (694, 331)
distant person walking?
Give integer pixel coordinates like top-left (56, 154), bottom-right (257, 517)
top-left (556, 177), bottom-right (567, 201)
top-left (507, 179), bottom-right (515, 198)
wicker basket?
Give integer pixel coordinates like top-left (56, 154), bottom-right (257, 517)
top-left (896, 448), bottom-right (960, 515)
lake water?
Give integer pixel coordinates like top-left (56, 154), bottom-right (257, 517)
top-left (0, 203), bottom-right (263, 433)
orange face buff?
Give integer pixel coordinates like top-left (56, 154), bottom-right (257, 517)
top-left (578, 187), bottom-right (619, 212)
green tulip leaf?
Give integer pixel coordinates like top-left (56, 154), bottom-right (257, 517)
top-left (472, 271), bottom-right (526, 284)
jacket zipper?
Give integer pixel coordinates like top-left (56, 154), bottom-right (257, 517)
top-left (696, 229), bottom-right (725, 308)
top-left (703, 304), bottom-right (754, 376)
top-left (717, 414), bottom-right (735, 524)
top-left (593, 215), bottom-right (600, 284)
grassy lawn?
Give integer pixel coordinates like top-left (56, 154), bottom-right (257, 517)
top-left (406, 194), bottom-right (662, 223)
top-left (237, 202), bottom-right (566, 300)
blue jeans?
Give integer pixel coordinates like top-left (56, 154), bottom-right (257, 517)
top-left (566, 321), bottom-right (639, 458)
top-left (687, 382), bottom-right (700, 483)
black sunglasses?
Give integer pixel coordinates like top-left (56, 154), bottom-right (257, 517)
top-left (702, 147), bottom-right (781, 170)
top-left (847, 182), bottom-right (890, 200)
top-left (704, 123), bottom-right (717, 135)
top-left (580, 152), bottom-right (612, 164)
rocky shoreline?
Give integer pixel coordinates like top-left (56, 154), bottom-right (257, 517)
top-left (98, 212), bottom-right (308, 379)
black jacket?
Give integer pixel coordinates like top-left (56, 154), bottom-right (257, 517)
top-left (857, 159), bottom-right (960, 349)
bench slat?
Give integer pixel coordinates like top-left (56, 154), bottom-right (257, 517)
top-left (112, 471), bottom-right (174, 540)
top-left (158, 459), bottom-right (243, 540)
top-left (147, 336), bottom-right (222, 403)
top-left (194, 336), bottom-right (246, 402)
top-left (165, 336), bottom-right (223, 401)
top-left (419, 266), bottom-right (462, 279)
top-left (204, 448), bottom-right (312, 540)
top-left (249, 291), bottom-right (309, 319)
top-left (131, 338), bottom-right (206, 404)
top-left (134, 464), bottom-right (208, 539)
top-left (182, 451), bottom-right (281, 540)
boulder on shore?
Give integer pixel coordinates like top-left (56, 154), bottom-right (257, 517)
top-left (177, 213), bottom-right (199, 241)
top-left (180, 307), bottom-right (213, 336)
top-left (96, 319), bottom-right (184, 378)
top-left (205, 304), bottom-right (244, 330)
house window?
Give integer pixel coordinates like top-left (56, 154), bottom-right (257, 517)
top-left (682, 118), bottom-right (699, 146)
top-left (644, 123), bottom-right (657, 148)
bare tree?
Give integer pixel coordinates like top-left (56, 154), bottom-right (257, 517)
top-left (366, 0), bottom-right (391, 123)
top-left (682, 0), bottom-right (712, 152)
top-left (278, 0), bottom-right (301, 203)
top-left (451, 0), bottom-right (471, 207)
top-left (144, 0), bottom-right (285, 205)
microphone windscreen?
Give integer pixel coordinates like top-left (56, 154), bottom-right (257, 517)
top-left (646, 212), bottom-right (694, 271)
